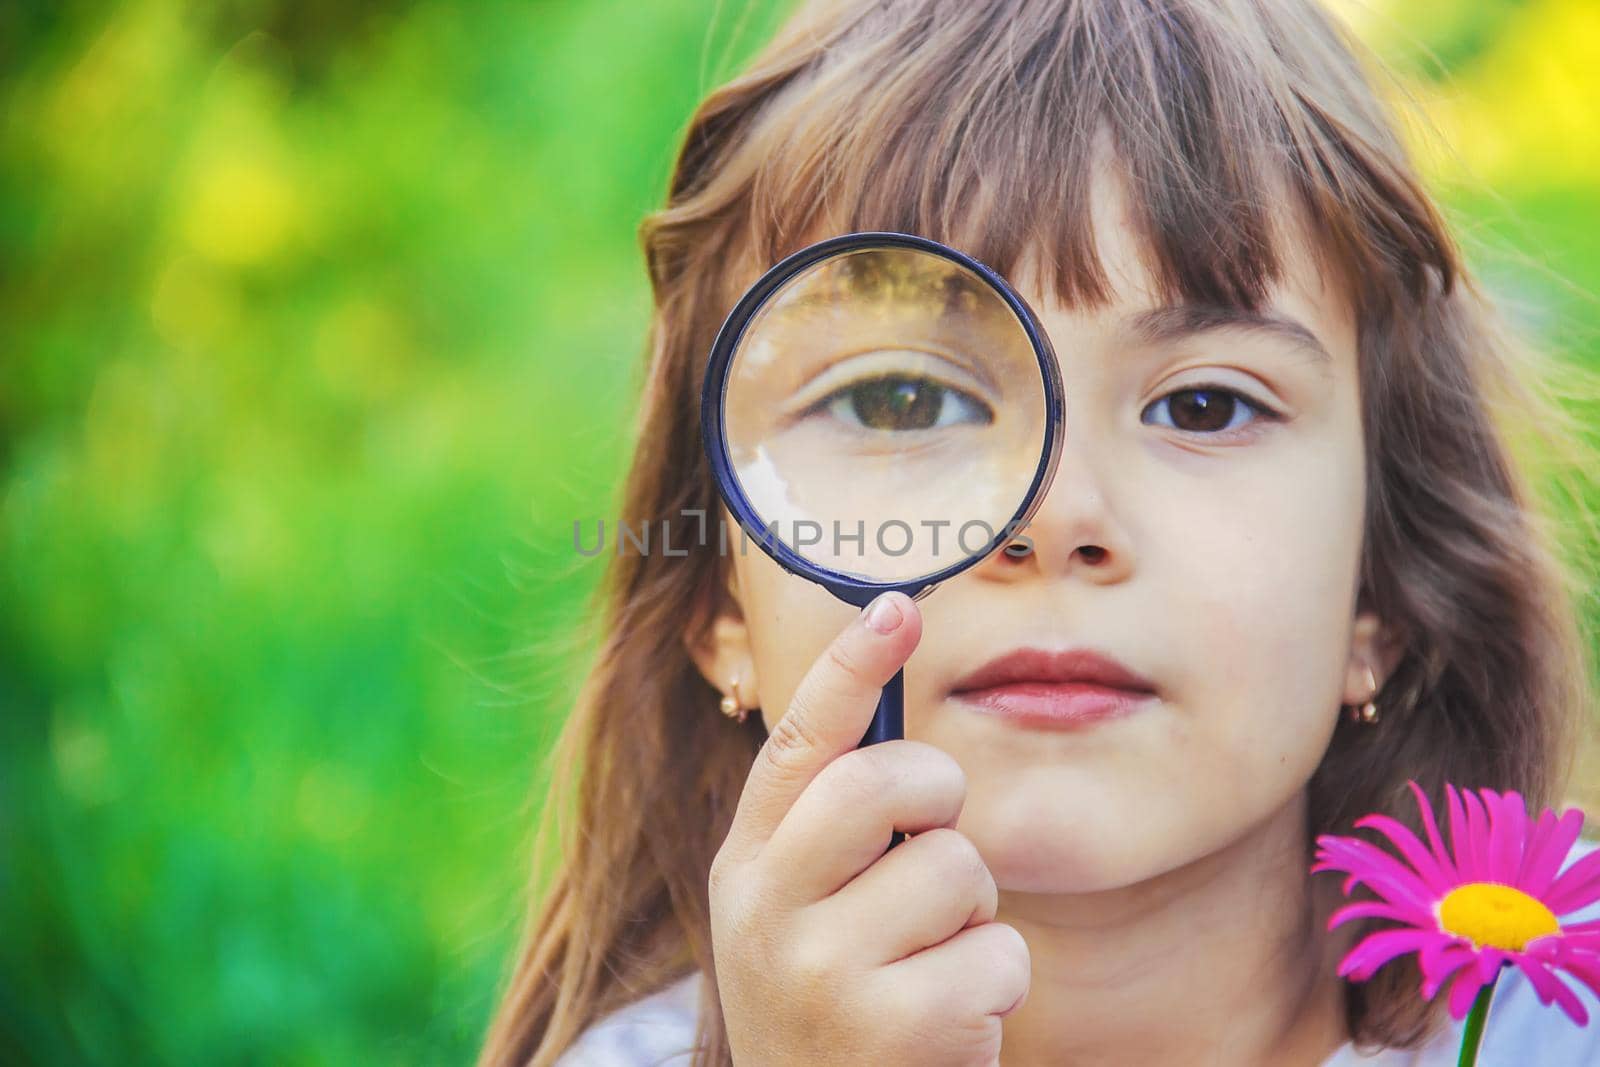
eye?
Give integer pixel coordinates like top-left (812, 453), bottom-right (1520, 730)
top-left (1141, 386), bottom-right (1278, 435)
top-left (806, 374), bottom-right (994, 432)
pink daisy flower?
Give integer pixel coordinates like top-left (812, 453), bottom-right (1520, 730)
top-left (1312, 780), bottom-right (1600, 1026)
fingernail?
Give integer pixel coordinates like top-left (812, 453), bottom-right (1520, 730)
top-left (864, 594), bottom-right (903, 634)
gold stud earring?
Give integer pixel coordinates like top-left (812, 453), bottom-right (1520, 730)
top-left (1347, 665), bottom-right (1381, 725)
top-left (719, 676), bottom-right (748, 723)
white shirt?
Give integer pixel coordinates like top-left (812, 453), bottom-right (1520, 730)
top-left (558, 839), bottom-right (1600, 1066)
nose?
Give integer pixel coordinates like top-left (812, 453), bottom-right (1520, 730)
top-left (980, 418), bottom-right (1134, 584)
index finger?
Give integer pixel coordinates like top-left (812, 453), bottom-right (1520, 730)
top-left (721, 591), bottom-right (921, 863)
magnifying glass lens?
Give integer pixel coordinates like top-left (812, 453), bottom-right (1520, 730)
top-left (722, 246), bottom-right (1048, 584)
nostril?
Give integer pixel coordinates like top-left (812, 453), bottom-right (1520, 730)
top-left (1078, 545), bottom-right (1107, 565)
top-left (1002, 540), bottom-right (1033, 561)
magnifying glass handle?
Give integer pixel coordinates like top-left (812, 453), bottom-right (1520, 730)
top-left (857, 667), bottom-right (906, 849)
top-left (859, 667), bottom-right (904, 746)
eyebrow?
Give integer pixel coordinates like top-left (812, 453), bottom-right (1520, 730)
top-left (774, 258), bottom-right (989, 318)
top-left (1123, 304), bottom-right (1334, 365)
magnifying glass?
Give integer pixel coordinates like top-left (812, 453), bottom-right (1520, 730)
top-left (701, 231), bottom-right (1064, 759)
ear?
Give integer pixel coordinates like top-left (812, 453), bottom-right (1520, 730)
top-left (1342, 608), bottom-right (1403, 706)
top-left (684, 560), bottom-right (760, 711)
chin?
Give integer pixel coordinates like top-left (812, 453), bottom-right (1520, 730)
top-left (959, 794), bottom-right (1163, 894)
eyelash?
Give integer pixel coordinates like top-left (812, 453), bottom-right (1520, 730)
top-left (1139, 384), bottom-right (1283, 438)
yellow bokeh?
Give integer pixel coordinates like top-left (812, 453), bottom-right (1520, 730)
top-left (181, 150), bottom-right (300, 266)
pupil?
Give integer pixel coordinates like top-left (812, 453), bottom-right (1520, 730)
top-left (851, 377), bottom-right (943, 430)
top-left (1173, 390), bottom-right (1233, 432)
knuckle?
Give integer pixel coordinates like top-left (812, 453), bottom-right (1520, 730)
top-left (785, 930), bottom-right (845, 995)
top-left (930, 746), bottom-right (969, 798)
top-left (905, 742), bottom-right (968, 808)
top-left (822, 634), bottom-right (871, 682)
top-left (883, 973), bottom-right (939, 1036)
top-left (904, 987), bottom-right (991, 1053)
top-left (709, 879), bottom-right (749, 940)
top-left (921, 828), bottom-right (988, 885)
top-left (817, 745), bottom-right (897, 805)
top-left (967, 865), bottom-right (999, 924)
top-left (988, 923), bottom-right (1032, 994)
top-left (947, 1017), bottom-right (1004, 1067)
top-left (708, 856), bottom-right (768, 942)
top-left (762, 705), bottom-right (824, 768)
top-left (707, 848), bottom-right (737, 903)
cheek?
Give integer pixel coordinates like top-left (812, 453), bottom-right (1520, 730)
top-left (733, 550), bottom-right (857, 726)
top-left (1136, 430), bottom-right (1366, 785)
top-left (1177, 504), bottom-right (1356, 696)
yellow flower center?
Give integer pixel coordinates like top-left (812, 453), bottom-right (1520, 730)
top-left (1437, 882), bottom-right (1560, 952)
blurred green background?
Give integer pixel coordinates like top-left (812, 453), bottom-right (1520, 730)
top-left (1, 1), bottom-right (1596, 1063)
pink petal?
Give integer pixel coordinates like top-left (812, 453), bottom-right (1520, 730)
top-left (1419, 942), bottom-right (1476, 1000)
top-left (1517, 807), bottom-right (1586, 897)
top-left (1313, 836), bottom-right (1437, 913)
top-left (1515, 807), bottom-right (1560, 885)
top-left (1484, 788), bottom-right (1529, 884)
top-left (1447, 784), bottom-right (1481, 882)
top-left (1446, 965), bottom-right (1490, 1020)
top-left (1337, 928), bottom-right (1448, 981)
top-left (1525, 934), bottom-right (1587, 963)
top-left (1512, 956), bottom-right (1590, 1026)
top-left (1544, 848), bottom-right (1600, 916)
top-left (1463, 788), bottom-right (1494, 883)
top-left (1546, 947), bottom-right (1600, 1005)
top-left (1327, 900), bottom-right (1434, 932)
top-left (1472, 947), bottom-right (1509, 985)
top-left (1559, 919), bottom-right (1600, 937)
top-left (1408, 780), bottom-right (1460, 884)
top-left (1353, 812), bottom-right (1456, 896)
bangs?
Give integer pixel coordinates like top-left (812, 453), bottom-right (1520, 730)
top-left (735, 0), bottom-right (1457, 316)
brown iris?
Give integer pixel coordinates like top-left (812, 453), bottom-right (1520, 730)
top-left (1167, 389), bottom-right (1237, 432)
top-left (829, 375), bottom-right (993, 432)
top-left (851, 376), bottom-right (945, 430)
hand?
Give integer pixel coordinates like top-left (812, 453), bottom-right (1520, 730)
top-left (708, 592), bottom-right (1030, 1066)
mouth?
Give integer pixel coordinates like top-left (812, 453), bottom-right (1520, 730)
top-left (948, 647), bottom-right (1158, 729)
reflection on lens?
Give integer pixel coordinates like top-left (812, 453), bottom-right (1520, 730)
top-left (720, 245), bottom-right (1049, 583)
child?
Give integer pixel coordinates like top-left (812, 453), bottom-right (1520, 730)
top-left (480, 0), bottom-right (1600, 1063)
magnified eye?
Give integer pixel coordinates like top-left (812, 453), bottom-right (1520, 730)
top-left (810, 375), bottom-right (995, 432)
top-left (1142, 386), bottom-right (1275, 434)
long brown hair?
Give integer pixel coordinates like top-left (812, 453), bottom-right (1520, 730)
top-left (479, 1), bottom-right (1598, 1062)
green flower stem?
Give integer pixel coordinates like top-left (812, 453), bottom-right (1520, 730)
top-left (1456, 971), bottom-right (1502, 1067)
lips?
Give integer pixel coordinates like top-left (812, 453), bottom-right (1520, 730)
top-left (949, 647), bottom-right (1157, 728)
top-left (950, 647), bottom-right (1157, 694)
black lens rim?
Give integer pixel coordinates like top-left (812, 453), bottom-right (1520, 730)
top-left (700, 231), bottom-right (1064, 607)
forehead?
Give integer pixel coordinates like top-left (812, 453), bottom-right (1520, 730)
top-left (721, 138), bottom-right (1360, 377)
top-left (1006, 159), bottom-right (1358, 372)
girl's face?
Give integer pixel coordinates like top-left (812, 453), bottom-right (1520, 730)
top-left (696, 163), bottom-right (1392, 893)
